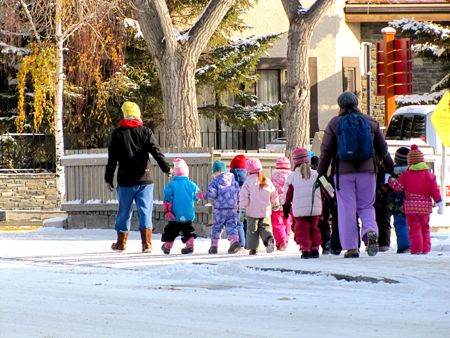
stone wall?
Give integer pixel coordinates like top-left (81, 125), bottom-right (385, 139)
top-left (0, 173), bottom-right (58, 210)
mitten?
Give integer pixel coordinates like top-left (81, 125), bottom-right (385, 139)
top-left (239, 208), bottom-right (246, 223)
top-left (166, 168), bottom-right (173, 178)
top-left (163, 201), bottom-right (176, 220)
top-left (436, 201), bottom-right (445, 215)
top-left (282, 204), bottom-right (291, 219)
top-left (384, 173), bottom-right (391, 185)
top-left (272, 204), bottom-right (281, 211)
top-left (196, 191), bottom-right (205, 201)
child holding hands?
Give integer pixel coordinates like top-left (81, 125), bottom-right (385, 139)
top-left (388, 144), bottom-right (444, 254)
top-left (239, 158), bottom-right (278, 255)
top-left (282, 148), bottom-right (322, 259)
top-left (161, 158), bottom-right (200, 254)
top-left (197, 160), bottom-right (241, 254)
top-left (271, 156), bottom-right (292, 251)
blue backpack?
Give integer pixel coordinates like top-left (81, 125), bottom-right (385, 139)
top-left (337, 112), bottom-right (374, 162)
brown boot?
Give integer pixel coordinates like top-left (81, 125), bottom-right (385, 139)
top-left (140, 228), bottom-right (152, 253)
top-left (111, 232), bottom-right (128, 251)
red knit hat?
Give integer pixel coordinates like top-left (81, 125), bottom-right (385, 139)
top-left (291, 147), bottom-right (309, 166)
top-left (407, 144), bottom-right (424, 165)
top-left (230, 154), bottom-right (246, 169)
top-left (275, 157), bottom-right (291, 170)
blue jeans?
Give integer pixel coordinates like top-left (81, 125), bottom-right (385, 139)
top-left (115, 184), bottom-right (154, 232)
top-left (393, 213), bottom-right (410, 252)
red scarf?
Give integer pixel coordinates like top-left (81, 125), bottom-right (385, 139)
top-left (119, 118), bottom-right (143, 128)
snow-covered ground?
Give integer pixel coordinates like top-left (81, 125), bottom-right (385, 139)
top-left (1, 224), bottom-right (450, 338)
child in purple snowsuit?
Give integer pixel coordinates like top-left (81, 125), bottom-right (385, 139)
top-left (197, 160), bottom-right (241, 254)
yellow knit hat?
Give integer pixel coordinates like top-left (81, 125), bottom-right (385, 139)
top-left (121, 101), bottom-right (141, 119)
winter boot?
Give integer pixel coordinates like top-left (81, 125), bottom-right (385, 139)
top-left (111, 232), bottom-right (128, 251)
top-left (140, 228), bottom-right (152, 253)
top-left (367, 231), bottom-right (379, 257)
top-left (249, 249), bottom-right (258, 255)
top-left (264, 236), bottom-right (275, 253)
top-left (228, 235), bottom-right (241, 254)
top-left (208, 246), bottom-right (218, 254)
top-left (301, 251), bottom-right (311, 259)
top-left (181, 237), bottom-right (195, 254)
top-left (344, 249), bottom-right (359, 258)
top-left (161, 241), bottom-right (174, 255)
top-left (310, 250), bottom-right (319, 258)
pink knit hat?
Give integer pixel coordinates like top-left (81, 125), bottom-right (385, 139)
top-left (173, 158), bottom-right (189, 176)
top-left (275, 157), bottom-right (291, 170)
top-left (246, 158), bottom-right (262, 174)
top-left (291, 147), bottom-right (309, 166)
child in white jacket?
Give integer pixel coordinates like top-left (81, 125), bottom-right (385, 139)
top-left (239, 158), bottom-right (279, 255)
top-left (282, 148), bottom-right (322, 259)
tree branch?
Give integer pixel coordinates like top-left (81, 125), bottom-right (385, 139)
top-left (281, 0), bottom-right (302, 23)
top-left (133, 0), bottom-right (177, 60)
top-left (19, 0), bottom-right (41, 42)
top-left (187, 0), bottom-right (236, 61)
top-left (304, 0), bottom-right (333, 26)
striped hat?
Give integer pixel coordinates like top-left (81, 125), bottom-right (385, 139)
top-left (407, 144), bottom-right (424, 165)
top-left (394, 147), bottom-right (409, 166)
top-left (173, 158), bottom-right (189, 176)
top-left (291, 147), bottom-right (309, 166)
top-left (275, 157), bottom-right (291, 170)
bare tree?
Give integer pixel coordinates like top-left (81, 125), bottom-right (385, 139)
top-left (132, 0), bottom-right (236, 147)
top-left (281, 0), bottom-right (333, 150)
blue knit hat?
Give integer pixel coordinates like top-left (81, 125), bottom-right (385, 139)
top-left (212, 160), bottom-right (226, 173)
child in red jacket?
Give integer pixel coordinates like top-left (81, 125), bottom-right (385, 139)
top-left (389, 144), bottom-right (444, 254)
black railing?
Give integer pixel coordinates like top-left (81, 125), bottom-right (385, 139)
top-left (155, 129), bottom-right (286, 150)
top-left (0, 133), bottom-right (56, 172)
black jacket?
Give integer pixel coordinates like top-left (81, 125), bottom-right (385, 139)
top-left (104, 125), bottom-right (170, 187)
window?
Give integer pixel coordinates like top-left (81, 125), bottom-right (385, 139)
top-left (385, 114), bottom-right (426, 141)
top-left (342, 57), bottom-right (361, 94)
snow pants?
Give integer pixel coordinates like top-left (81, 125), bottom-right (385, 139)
top-left (406, 213), bottom-right (431, 254)
top-left (210, 208), bottom-right (239, 240)
top-left (115, 184), bottom-right (154, 232)
top-left (245, 216), bottom-right (273, 250)
top-left (161, 220), bottom-right (197, 243)
top-left (270, 209), bottom-right (292, 249)
top-left (393, 213), bottom-right (410, 252)
top-left (335, 172), bottom-right (378, 250)
top-left (293, 216), bottom-right (321, 252)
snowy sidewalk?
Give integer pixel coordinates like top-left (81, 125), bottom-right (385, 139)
top-left (1, 227), bottom-right (450, 338)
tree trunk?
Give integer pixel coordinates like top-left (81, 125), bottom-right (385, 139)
top-left (157, 55), bottom-right (201, 148)
top-left (285, 23), bottom-right (313, 151)
top-left (54, 0), bottom-right (65, 206)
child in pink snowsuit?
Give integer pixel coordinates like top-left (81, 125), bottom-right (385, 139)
top-left (271, 157), bottom-right (292, 251)
top-left (389, 144), bottom-right (444, 254)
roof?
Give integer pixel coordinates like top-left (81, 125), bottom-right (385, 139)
top-left (345, 0), bottom-right (450, 22)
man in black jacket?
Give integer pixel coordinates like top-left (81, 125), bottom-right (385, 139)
top-left (105, 101), bottom-right (171, 253)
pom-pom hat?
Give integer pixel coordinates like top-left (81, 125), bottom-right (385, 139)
top-left (173, 158), bottom-right (189, 176)
top-left (291, 147), bottom-right (310, 166)
top-left (230, 154), bottom-right (246, 169)
top-left (275, 157), bottom-right (291, 170)
top-left (407, 144), bottom-right (425, 166)
top-left (121, 101), bottom-right (141, 120)
top-left (246, 158), bottom-right (262, 174)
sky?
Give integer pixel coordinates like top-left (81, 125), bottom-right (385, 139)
top-left (1, 216), bottom-right (450, 338)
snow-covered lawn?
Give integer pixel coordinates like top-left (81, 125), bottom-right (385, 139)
top-left (1, 227), bottom-right (450, 338)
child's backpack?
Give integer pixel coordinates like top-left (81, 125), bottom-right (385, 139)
top-left (337, 112), bottom-right (374, 162)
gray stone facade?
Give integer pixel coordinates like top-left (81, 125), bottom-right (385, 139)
top-left (0, 173), bottom-right (58, 210)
